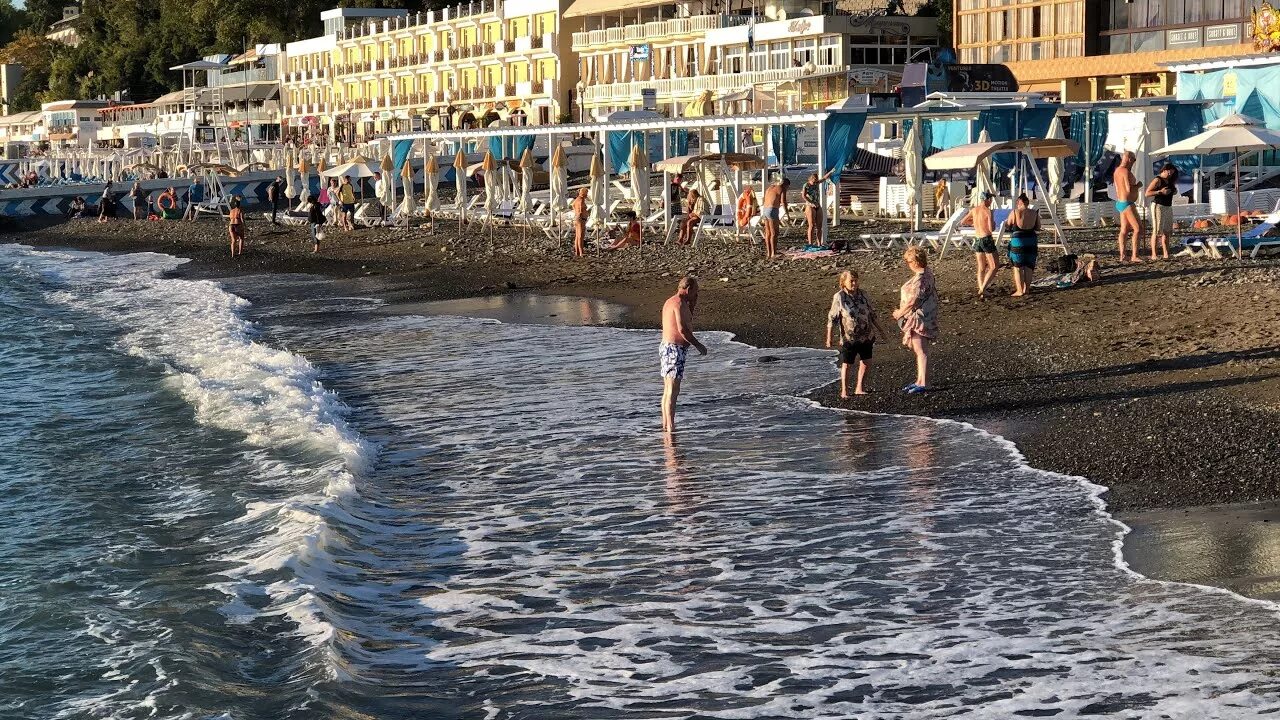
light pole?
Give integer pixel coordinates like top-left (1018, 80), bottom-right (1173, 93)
top-left (576, 80), bottom-right (586, 124)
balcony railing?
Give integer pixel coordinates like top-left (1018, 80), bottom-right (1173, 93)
top-left (337, 0), bottom-right (500, 42)
top-left (572, 15), bottom-right (749, 50)
top-left (582, 64), bottom-right (841, 104)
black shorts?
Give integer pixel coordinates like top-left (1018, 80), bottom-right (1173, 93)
top-left (839, 341), bottom-right (873, 364)
top-left (974, 235), bottom-right (997, 254)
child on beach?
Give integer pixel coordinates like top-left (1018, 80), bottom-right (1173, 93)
top-left (308, 201), bottom-right (325, 253)
top-left (826, 269), bottom-right (887, 398)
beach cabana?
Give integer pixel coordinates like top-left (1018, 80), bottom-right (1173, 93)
top-left (320, 159), bottom-right (376, 180)
top-left (1154, 113), bottom-right (1280, 258)
top-left (926, 138), bottom-right (1080, 251)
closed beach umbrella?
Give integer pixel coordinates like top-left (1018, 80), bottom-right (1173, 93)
top-left (519, 146), bottom-right (534, 214)
top-left (424, 154), bottom-right (440, 215)
top-left (453, 148), bottom-right (468, 225)
top-left (380, 153), bottom-right (396, 219)
top-left (550, 144), bottom-right (568, 211)
top-left (904, 121), bottom-right (923, 229)
top-left (285, 148), bottom-right (298, 200)
top-left (317, 153), bottom-right (327, 174)
top-left (398, 159), bottom-right (416, 222)
top-left (1045, 116), bottom-right (1065, 208)
top-left (298, 156), bottom-right (311, 205)
top-left (1154, 112), bottom-right (1280, 258)
top-left (588, 148), bottom-right (606, 228)
top-left (482, 148), bottom-right (497, 217)
top-left (629, 141), bottom-right (650, 219)
top-left (971, 127), bottom-right (997, 208)
top-left (1132, 113), bottom-right (1151, 210)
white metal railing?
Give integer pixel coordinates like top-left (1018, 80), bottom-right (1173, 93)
top-left (572, 15), bottom-right (749, 50)
top-left (582, 65), bottom-right (840, 103)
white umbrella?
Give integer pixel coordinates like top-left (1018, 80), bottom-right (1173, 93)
top-left (297, 155), bottom-right (312, 206)
top-left (550, 144), bottom-right (568, 211)
top-left (970, 128), bottom-right (997, 208)
top-left (380, 153), bottom-right (396, 222)
top-left (424, 154), bottom-right (440, 216)
top-left (481, 148), bottom-right (497, 220)
top-left (629, 141), bottom-right (650, 219)
top-left (588, 148), bottom-right (607, 228)
top-left (285, 147), bottom-right (298, 199)
top-left (1045, 116), bottom-right (1065, 209)
top-left (398, 159), bottom-right (416, 224)
top-left (518, 147), bottom-right (534, 214)
top-left (1132, 113), bottom-right (1150, 210)
top-left (1154, 113), bottom-right (1280, 258)
top-left (453, 148), bottom-right (468, 227)
top-left (319, 158), bottom-right (377, 179)
top-left (904, 121), bottom-right (923, 229)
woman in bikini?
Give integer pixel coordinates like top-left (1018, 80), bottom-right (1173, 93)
top-left (227, 196), bottom-right (245, 257)
top-left (1003, 193), bottom-right (1040, 297)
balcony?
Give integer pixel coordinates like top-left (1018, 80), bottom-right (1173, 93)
top-left (572, 15), bottom-right (749, 51)
top-left (581, 64), bottom-right (842, 104)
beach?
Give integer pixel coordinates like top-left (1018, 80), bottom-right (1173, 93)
top-left (14, 213), bottom-right (1279, 517)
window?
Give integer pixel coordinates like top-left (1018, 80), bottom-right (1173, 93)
top-left (819, 36), bottom-right (839, 66)
top-left (795, 39), bottom-right (816, 66)
top-left (770, 41), bottom-right (790, 70)
top-left (1108, 34), bottom-right (1130, 53)
top-left (1133, 30), bottom-right (1164, 51)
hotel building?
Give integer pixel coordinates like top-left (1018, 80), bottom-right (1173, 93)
top-left (281, 0), bottom-right (578, 142)
top-left (954, 0), bottom-right (1255, 100)
top-left (569, 0), bottom-right (938, 117)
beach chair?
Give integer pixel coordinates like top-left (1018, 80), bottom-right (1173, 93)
top-left (352, 202), bottom-right (384, 228)
top-left (1182, 220), bottom-right (1280, 258)
top-left (917, 207), bottom-right (969, 253)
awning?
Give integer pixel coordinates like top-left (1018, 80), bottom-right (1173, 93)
top-left (210, 84), bottom-right (279, 103)
top-left (170, 60), bottom-right (226, 71)
top-left (654, 152), bottom-right (767, 173)
top-left (924, 139), bottom-right (1080, 171)
top-left (718, 89), bottom-right (752, 104)
top-left (152, 90), bottom-right (186, 105)
top-left (226, 48), bottom-right (259, 66)
top-left (565, 0), bottom-right (666, 17)
top-left (838, 0), bottom-right (928, 12)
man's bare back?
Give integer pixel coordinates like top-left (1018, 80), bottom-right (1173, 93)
top-left (970, 204), bottom-right (993, 237)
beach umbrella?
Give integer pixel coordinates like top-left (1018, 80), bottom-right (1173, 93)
top-left (319, 159), bottom-right (377, 179)
top-left (424, 154), bottom-right (440, 216)
top-left (629, 140), bottom-right (650, 219)
top-left (1132, 113), bottom-right (1151, 210)
top-left (481, 148), bottom-right (497, 220)
top-left (588, 148), bottom-right (607, 229)
top-left (454, 148), bottom-right (468, 226)
top-left (1154, 112), bottom-right (1280, 258)
top-left (398, 159), bottom-right (416, 224)
top-left (903, 121), bottom-right (923, 230)
top-left (297, 155), bottom-right (311, 205)
top-left (380, 153), bottom-right (396, 221)
top-left (1045, 116), bottom-right (1065, 209)
top-left (969, 128), bottom-right (997, 209)
top-left (550, 144), bottom-right (568, 210)
top-left (518, 146), bottom-right (534, 214)
top-left (317, 153), bottom-right (327, 174)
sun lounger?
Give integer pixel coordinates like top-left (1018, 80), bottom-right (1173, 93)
top-left (1183, 220), bottom-right (1280, 258)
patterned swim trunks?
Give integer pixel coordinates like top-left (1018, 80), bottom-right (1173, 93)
top-left (659, 341), bottom-right (688, 379)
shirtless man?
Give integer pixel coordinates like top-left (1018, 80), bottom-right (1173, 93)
top-left (572, 187), bottom-right (588, 258)
top-left (660, 276), bottom-right (708, 434)
top-left (964, 192), bottom-right (998, 297)
top-left (761, 178), bottom-right (790, 259)
top-left (1113, 151), bottom-right (1144, 263)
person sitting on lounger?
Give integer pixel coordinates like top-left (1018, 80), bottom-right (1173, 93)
top-left (608, 211), bottom-right (642, 250)
top-left (678, 189), bottom-right (704, 245)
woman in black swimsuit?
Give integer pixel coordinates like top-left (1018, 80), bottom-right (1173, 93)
top-left (1003, 193), bottom-right (1040, 297)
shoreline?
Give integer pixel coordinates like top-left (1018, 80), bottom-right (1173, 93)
top-left (9, 215), bottom-right (1280, 517)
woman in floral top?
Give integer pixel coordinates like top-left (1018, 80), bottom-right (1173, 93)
top-left (825, 269), bottom-right (886, 398)
top-left (892, 246), bottom-right (939, 394)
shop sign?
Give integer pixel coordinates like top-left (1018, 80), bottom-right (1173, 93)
top-left (943, 64), bottom-right (1019, 93)
top-left (629, 44), bottom-right (650, 62)
top-left (1223, 71), bottom-right (1238, 96)
top-left (1167, 28), bottom-right (1202, 47)
top-left (1206, 23), bottom-right (1242, 44)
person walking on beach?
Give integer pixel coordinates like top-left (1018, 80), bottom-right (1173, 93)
top-left (373, 171), bottom-right (387, 223)
top-left (963, 192), bottom-right (998, 297)
top-left (660, 276), bottom-right (707, 434)
top-left (804, 170), bottom-right (834, 248)
top-left (1003, 193), bottom-right (1040, 297)
top-left (227, 196), bottom-right (245, 257)
top-left (267, 175), bottom-right (284, 225)
top-left (678, 188), bottom-right (703, 245)
top-left (1114, 151), bottom-right (1144, 263)
top-left (1145, 164), bottom-right (1177, 260)
top-left (826, 269), bottom-right (886, 398)
top-left (338, 176), bottom-right (357, 231)
top-left (98, 182), bottom-right (115, 223)
top-left (892, 246), bottom-right (939, 394)
top-left (761, 177), bottom-right (790, 259)
top-left (308, 199), bottom-right (325, 254)
top-left (572, 187), bottom-right (589, 258)
top-left (934, 177), bottom-right (949, 219)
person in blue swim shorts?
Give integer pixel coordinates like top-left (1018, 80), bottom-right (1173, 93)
top-left (660, 276), bottom-right (707, 434)
top-left (1113, 150), bottom-right (1144, 263)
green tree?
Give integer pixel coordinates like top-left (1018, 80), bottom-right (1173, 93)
top-left (22, 0), bottom-right (61, 33)
top-left (0, 31), bottom-right (56, 110)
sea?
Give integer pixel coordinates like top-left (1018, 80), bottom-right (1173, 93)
top-left (4, 243), bottom-right (1280, 719)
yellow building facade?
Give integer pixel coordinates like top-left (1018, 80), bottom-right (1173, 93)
top-left (282, 1), bottom-right (579, 141)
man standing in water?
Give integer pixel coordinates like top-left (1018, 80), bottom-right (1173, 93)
top-left (660, 276), bottom-right (707, 434)
top-left (1114, 151), bottom-right (1144, 263)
